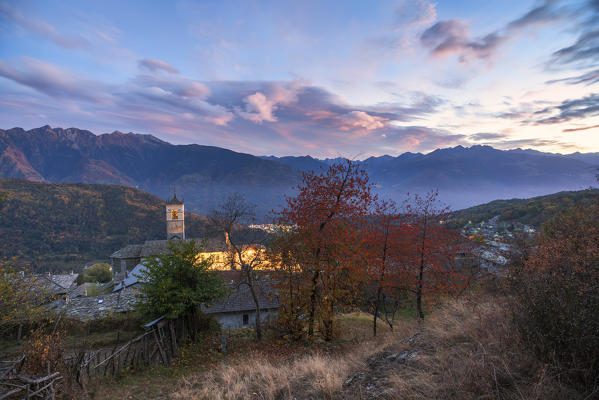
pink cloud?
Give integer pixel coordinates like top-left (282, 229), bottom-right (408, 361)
top-left (337, 111), bottom-right (387, 132)
top-left (237, 81), bottom-right (303, 123)
top-left (138, 58), bottom-right (179, 74)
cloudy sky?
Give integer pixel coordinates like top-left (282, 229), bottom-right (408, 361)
top-left (0, 0), bottom-right (598, 157)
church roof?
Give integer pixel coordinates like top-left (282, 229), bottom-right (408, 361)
top-left (166, 193), bottom-right (184, 205)
top-left (111, 244), bottom-right (143, 259)
top-left (111, 238), bottom-right (228, 259)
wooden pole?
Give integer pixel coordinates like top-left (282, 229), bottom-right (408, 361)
top-left (152, 328), bottom-right (168, 366)
top-left (169, 320), bottom-right (178, 358)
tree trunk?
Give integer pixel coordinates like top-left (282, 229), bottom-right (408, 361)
top-left (373, 286), bottom-right (381, 337)
top-left (416, 264), bottom-right (424, 319)
top-left (246, 269), bottom-right (262, 340)
top-left (417, 215), bottom-right (427, 319)
top-left (308, 268), bottom-right (320, 338)
top-left (323, 299), bottom-right (334, 341)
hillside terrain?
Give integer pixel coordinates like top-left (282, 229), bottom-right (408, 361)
top-left (452, 188), bottom-right (599, 228)
top-left (0, 179), bottom-right (210, 272)
top-left (2, 174), bottom-right (597, 273)
top-left (2, 126), bottom-right (598, 215)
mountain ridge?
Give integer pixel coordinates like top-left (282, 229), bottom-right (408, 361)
top-left (1, 125), bottom-right (598, 214)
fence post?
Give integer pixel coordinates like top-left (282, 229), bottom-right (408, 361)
top-left (220, 334), bottom-right (227, 354)
top-left (152, 328), bottom-right (168, 366)
top-left (169, 320), bottom-right (178, 358)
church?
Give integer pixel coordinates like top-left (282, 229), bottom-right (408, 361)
top-left (111, 193), bottom-right (226, 280)
top-left (109, 194), bottom-right (279, 330)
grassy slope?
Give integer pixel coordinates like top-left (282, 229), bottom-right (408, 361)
top-left (91, 293), bottom-right (583, 400)
top-left (0, 178), bottom-right (210, 272)
top-left (452, 188), bottom-right (599, 228)
top-left (90, 313), bottom-right (404, 400)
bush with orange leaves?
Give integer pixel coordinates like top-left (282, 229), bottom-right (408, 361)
top-left (510, 203), bottom-right (599, 393)
top-left (22, 324), bottom-right (66, 376)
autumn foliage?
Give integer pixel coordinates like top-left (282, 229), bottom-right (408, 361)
top-left (273, 161), bottom-right (476, 340)
top-left (276, 160), bottom-right (376, 340)
top-left (511, 203), bottom-right (599, 391)
top-left (360, 199), bottom-right (406, 335)
top-left (400, 191), bottom-right (474, 319)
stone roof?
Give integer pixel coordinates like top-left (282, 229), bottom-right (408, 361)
top-left (46, 273), bottom-right (78, 289)
top-left (48, 275), bottom-right (278, 321)
top-left (113, 263), bottom-right (148, 291)
top-left (111, 238), bottom-right (227, 260)
top-left (201, 281), bottom-right (279, 314)
top-left (69, 284), bottom-right (88, 298)
top-left (110, 244), bottom-right (143, 259)
top-left (46, 286), bottom-right (140, 321)
top-left (111, 266), bottom-right (279, 315)
top-left (38, 273), bottom-right (79, 295)
top-left (139, 240), bottom-right (170, 257)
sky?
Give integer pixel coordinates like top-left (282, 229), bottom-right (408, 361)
top-left (0, 0), bottom-right (598, 158)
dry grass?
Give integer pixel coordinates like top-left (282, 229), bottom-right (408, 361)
top-left (388, 298), bottom-right (582, 400)
top-left (172, 297), bottom-right (585, 400)
top-left (172, 316), bottom-right (418, 400)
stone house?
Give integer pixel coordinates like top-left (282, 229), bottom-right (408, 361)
top-left (110, 262), bottom-right (279, 329)
top-left (201, 281), bottom-right (279, 330)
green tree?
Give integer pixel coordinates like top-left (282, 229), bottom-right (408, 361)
top-left (135, 240), bottom-right (228, 341)
top-left (76, 263), bottom-right (113, 284)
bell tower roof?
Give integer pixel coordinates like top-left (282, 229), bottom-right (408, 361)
top-left (166, 191), bottom-right (184, 205)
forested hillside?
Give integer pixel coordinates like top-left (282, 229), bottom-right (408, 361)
top-left (453, 188), bottom-right (599, 228)
top-left (0, 179), bottom-right (210, 272)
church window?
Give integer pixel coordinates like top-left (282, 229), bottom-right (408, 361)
top-left (171, 209), bottom-right (178, 219)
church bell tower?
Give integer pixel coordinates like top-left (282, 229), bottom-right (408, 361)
top-left (166, 192), bottom-right (185, 240)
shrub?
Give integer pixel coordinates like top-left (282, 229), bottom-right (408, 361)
top-left (23, 324), bottom-right (66, 376)
top-left (76, 263), bottom-right (112, 284)
top-left (510, 204), bottom-right (599, 392)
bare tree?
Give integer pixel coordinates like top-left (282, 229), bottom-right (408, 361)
top-left (209, 194), bottom-right (268, 340)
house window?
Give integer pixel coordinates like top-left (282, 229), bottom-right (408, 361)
top-left (243, 314), bottom-right (249, 325)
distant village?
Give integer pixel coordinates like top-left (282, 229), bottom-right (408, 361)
top-left (461, 215), bottom-right (536, 272)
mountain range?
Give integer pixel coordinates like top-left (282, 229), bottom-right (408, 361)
top-left (1, 125), bottom-right (598, 216)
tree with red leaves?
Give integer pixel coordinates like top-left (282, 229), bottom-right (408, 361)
top-left (277, 160), bottom-right (376, 340)
top-left (402, 190), bottom-right (473, 319)
top-left (360, 199), bottom-right (407, 336)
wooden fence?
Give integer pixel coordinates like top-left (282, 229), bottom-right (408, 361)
top-left (68, 316), bottom-right (178, 388)
top-left (0, 355), bottom-right (62, 400)
top-left (1, 317), bottom-right (178, 398)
